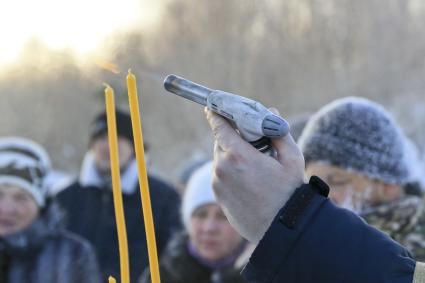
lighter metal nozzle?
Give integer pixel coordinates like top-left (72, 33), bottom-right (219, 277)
top-left (164, 75), bottom-right (212, 106)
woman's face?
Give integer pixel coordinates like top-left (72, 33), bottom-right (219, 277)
top-left (189, 203), bottom-right (244, 262)
top-left (305, 162), bottom-right (403, 213)
top-left (0, 185), bottom-right (39, 236)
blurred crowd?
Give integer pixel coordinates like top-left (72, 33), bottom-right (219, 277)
top-left (0, 96), bottom-right (424, 283)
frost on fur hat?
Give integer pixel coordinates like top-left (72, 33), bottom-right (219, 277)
top-left (0, 137), bottom-right (51, 206)
top-left (182, 161), bottom-right (216, 227)
top-left (298, 97), bottom-right (410, 185)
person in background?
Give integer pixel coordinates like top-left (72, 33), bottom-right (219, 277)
top-left (56, 109), bottom-right (182, 282)
top-left (298, 97), bottom-right (425, 260)
top-left (140, 161), bottom-right (248, 283)
top-left (0, 137), bottom-right (100, 283)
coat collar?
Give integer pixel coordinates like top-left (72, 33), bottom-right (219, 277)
top-left (79, 152), bottom-right (139, 194)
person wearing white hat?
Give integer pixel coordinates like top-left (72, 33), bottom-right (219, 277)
top-left (140, 161), bottom-right (248, 283)
top-left (0, 137), bottom-right (100, 283)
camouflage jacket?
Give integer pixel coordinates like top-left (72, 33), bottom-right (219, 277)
top-left (361, 196), bottom-right (425, 261)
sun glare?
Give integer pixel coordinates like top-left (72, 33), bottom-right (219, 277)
top-left (0, 0), bottom-right (159, 66)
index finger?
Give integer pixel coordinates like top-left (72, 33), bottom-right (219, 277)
top-left (205, 109), bottom-right (253, 153)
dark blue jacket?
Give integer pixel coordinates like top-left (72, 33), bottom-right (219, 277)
top-left (242, 177), bottom-right (416, 283)
top-left (56, 175), bottom-right (182, 282)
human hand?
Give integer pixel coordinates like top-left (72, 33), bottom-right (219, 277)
top-left (205, 109), bottom-right (305, 244)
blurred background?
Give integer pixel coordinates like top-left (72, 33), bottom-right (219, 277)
top-left (1, 0), bottom-right (424, 182)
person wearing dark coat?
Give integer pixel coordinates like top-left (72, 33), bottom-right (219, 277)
top-left (298, 97), bottom-right (425, 261)
top-left (140, 162), bottom-right (248, 283)
top-left (56, 110), bottom-right (182, 282)
top-left (0, 137), bottom-right (100, 283)
top-left (203, 109), bottom-right (424, 283)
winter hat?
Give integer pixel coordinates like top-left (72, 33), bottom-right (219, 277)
top-left (90, 109), bottom-right (134, 145)
top-left (179, 157), bottom-right (209, 188)
top-left (0, 137), bottom-right (51, 206)
top-left (182, 161), bottom-right (216, 227)
top-left (298, 97), bottom-right (410, 185)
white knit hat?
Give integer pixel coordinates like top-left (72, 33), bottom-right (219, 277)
top-left (0, 137), bottom-right (51, 206)
top-left (182, 161), bottom-right (216, 227)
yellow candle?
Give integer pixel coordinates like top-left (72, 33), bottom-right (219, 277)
top-left (127, 70), bottom-right (161, 283)
top-left (105, 85), bottom-right (130, 283)
top-left (108, 276), bottom-right (117, 283)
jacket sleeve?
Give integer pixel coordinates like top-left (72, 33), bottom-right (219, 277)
top-left (242, 181), bottom-right (416, 283)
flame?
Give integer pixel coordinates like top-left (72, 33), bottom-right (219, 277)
top-left (95, 58), bottom-right (121, 74)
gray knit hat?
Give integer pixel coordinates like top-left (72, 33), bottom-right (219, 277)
top-left (298, 97), bottom-right (410, 185)
top-left (0, 137), bottom-right (51, 206)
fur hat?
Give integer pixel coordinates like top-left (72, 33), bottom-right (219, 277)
top-left (299, 97), bottom-right (410, 185)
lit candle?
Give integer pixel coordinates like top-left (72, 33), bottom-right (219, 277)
top-left (108, 276), bottom-right (117, 283)
top-left (105, 85), bottom-right (130, 283)
top-left (127, 70), bottom-right (161, 283)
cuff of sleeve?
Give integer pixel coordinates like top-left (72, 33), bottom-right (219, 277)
top-left (242, 178), bottom-right (328, 283)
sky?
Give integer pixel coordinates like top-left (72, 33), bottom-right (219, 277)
top-left (0, 0), bottom-right (162, 66)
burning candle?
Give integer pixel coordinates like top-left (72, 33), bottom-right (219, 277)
top-left (127, 70), bottom-right (161, 283)
top-left (105, 85), bottom-right (130, 283)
